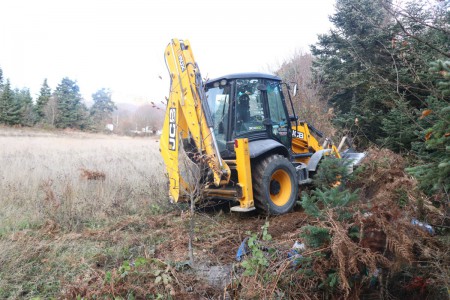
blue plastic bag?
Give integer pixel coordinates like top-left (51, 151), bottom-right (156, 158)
top-left (411, 218), bottom-right (435, 235)
top-left (236, 237), bottom-right (249, 261)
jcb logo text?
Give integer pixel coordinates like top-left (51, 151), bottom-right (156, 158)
top-left (178, 55), bottom-right (186, 72)
top-left (293, 130), bottom-right (304, 139)
top-left (169, 108), bottom-right (176, 151)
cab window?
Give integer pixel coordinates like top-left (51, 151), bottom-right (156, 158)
top-left (234, 79), bottom-right (265, 136)
top-left (206, 84), bottom-right (231, 152)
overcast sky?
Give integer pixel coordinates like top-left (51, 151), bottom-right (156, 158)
top-left (0, 0), bottom-right (335, 105)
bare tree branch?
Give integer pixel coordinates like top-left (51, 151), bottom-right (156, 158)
top-left (387, 1), bottom-right (450, 35)
top-left (395, 18), bottom-right (450, 58)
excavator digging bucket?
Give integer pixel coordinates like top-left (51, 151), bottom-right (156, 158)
top-left (340, 148), bottom-right (366, 173)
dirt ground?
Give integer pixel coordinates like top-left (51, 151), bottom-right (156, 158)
top-left (154, 209), bottom-right (310, 265)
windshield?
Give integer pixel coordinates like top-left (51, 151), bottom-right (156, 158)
top-left (206, 77), bottom-right (290, 152)
top-left (235, 79), bottom-right (265, 136)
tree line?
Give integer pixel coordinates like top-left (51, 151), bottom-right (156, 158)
top-left (0, 71), bottom-right (117, 131)
top-left (278, 0), bottom-right (449, 197)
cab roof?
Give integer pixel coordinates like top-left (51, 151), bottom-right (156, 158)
top-left (206, 72), bottom-right (281, 84)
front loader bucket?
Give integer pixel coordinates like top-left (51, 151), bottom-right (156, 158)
top-left (340, 148), bottom-right (366, 173)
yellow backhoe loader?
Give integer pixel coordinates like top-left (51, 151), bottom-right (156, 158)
top-left (160, 39), bottom-right (365, 215)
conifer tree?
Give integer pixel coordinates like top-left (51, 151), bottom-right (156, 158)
top-left (311, 0), bottom-right (395, 146)
top-left (90, 88), bottom-right (117, 130)
top-left (381, 98), bottom-right (417, 152)
top-left (14, 88), bottom-right (34, 126)
top-left (311, 0), bottom-right (449, 149)
top-left (35, 79), bottom-right (51, 123)
top-left (0, 80), bottom-right (22, 125)
top-left (407, 60), bottom-right (450, 195)
top-left (53, 77), bottom-right (88, 129)
top-left (0, 67), bottom-right (4, 91)
top-left (0, 67), bottom-right (4, 120)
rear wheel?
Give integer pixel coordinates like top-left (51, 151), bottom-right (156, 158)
top-left (252, 154), bottom-right (298, 215)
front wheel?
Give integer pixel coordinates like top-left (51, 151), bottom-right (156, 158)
top-left (252, 154), bottom-right (298, 215)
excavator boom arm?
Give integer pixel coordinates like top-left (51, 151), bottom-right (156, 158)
top-left (160, 39), bottom-right (230, 202)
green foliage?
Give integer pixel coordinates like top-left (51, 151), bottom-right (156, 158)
top-left (0, 78), bottom-right (7, 122)
top-left (319, 271), bottom-right (339, 292)
top-left (0, 84), bottom-right (35, 126)
top-left (433, 60), bottom-right (450, 96)
top-left (0, 80), bottom-right (22, 125)
top-left (301, 225), bottom-right (331, 248)
top-left (15, 88), bottom-right (35, 126)
top-left (301, 160), bottom-right (359, 250)
top-left (241, 221), bottom-right (273, 276)
top-left (0, 67), bottom-right (4, 89)
top-left (101, 257), bottom-right (174, 298)
top-left (381, 97), bottom-right (418, 152)
top-left (313, 156), bottom-right (353, 189)
top-left (407, 60), bottom-right (450, 195)
top-left (394, 188), bottom-right (409, 208)
top-left (301, 187), bottom-right (359, 220)
top-left (35, 79), bottom-right (51, 123)
top-left (311, 0), bottom-right (394, 146)
top-left (90, 88), bottom-right (117, 130)
top-left (54, 77), bottom-right (88, 129)
top-left (153, 267), bottom-right (172, 287)
top-left (312, 0), bottom-right (450, 149)
top-left (0, 69), bottom-right (119, 131)
top-left (0, 68), bottom-right (36, 126)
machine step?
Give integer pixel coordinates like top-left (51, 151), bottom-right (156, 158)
top-left (230, 206), bottom-right (256, 212)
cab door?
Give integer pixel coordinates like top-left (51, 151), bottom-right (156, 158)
top-left (266, 81), bottom-right (292, 149)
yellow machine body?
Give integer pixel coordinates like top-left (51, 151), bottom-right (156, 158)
top-left (292, 122), bottom-right (340, 164)
top-left (160, 39), bottom-right (234, 203)
top-left (160, 38), bottom-right (364, 214)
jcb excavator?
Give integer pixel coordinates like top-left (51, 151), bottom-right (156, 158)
top-left (160, 39), bottom-right (365, 215)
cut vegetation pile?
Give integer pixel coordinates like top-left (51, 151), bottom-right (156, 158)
top-left (0, 131), bottom-right (448, 299)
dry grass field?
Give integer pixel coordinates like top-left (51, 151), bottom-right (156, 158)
top-left (0, 128), bottom-right (177, 298)
top-left (0, 128), bottom-right (166, 234)
top-left (0, 128), bottom-right (241, 299)
top-left (0, 127), bottom-right (447, 299)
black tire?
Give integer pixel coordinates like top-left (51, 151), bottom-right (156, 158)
top-left (252, 154), bottom-right (298, 215)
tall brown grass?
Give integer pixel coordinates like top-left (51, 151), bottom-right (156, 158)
top-left (0, 128), bottom-right (167, 232)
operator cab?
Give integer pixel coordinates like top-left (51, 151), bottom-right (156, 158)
top-left (205, 73), bottom-right (292, 159)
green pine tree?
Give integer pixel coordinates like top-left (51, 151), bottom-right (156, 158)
top-left (53, 77), bottom-right (88, 129)
top-left (0, 80), bottom-right (22, 125)
top-left (14, 88), bottom-right (34, 126)
top-left (35, 79), bottom-right (51, 123)
top-left (407, 60), bottom-right (450, 196)
top-left (311, 0), bottom-right (396, 146)
top-left (311, 0), bottom-right (450, 150)
top-left (90, 88), bottom-right (117, 130)
top-left (0, 67), bottom-right (4, 91)
top-left (380, 97), bottom-right (418, 152)
top-left (0, 68), bottom-right (5, 121)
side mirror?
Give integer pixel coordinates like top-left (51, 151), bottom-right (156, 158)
top-left (292, 84), bottom-right (298, 97)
